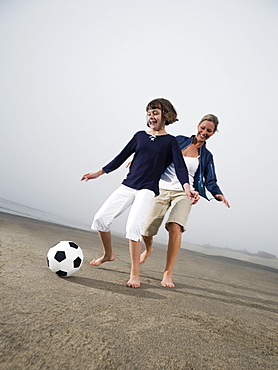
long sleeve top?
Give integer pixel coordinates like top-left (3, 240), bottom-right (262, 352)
top-left (102, 131), bottom-right (189, 196)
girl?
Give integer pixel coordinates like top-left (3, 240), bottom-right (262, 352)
top-left (81, 98), bottom-right (199, 288)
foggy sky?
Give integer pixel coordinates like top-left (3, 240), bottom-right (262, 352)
top-left (1, 0), bottom-right (278, 256)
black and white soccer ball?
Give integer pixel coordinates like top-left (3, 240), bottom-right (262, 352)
top-left (47, 241), bottom-right (84, 277)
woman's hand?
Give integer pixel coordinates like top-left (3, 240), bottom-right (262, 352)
top-left (187, 190), bottom-right (200, 204)
top-left (215, 194), bottom-right (230, 208)
top-left (80, 169), bottom-right (105, 182)
top-left (183, 183), bottom-right (200, 204)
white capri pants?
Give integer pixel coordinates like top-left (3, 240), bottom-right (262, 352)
top-left (92, 185), bottom-right (155, 242)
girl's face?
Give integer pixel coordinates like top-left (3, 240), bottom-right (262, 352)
top-left (196, 120), bottom-right (215, 142)
top-left (147, 108), bottom-right (166, 131)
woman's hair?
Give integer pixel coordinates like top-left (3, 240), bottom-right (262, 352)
top-left (198, 114), bottom-right (219, 132)
top-left (146, 98), bottom-right (178, 126)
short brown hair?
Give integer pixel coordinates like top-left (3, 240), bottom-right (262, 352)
top-left (198, 114), bottom-right (219, 132)
top-left (146, 98), bottom-right (178, 126)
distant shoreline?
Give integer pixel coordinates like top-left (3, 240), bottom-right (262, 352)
top-left (1, 197), bottom-right (277, 263)
top-left (1, 209), bottom-right (277, 270)
top-left (181, 242), bottom-right (278, 269)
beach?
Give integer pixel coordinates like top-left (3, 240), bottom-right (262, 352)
top-left (1, 211), bottom-right (277, 369)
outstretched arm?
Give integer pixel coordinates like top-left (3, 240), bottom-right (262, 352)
top-left (215, 194), bottom-right (230, 208)
top-left (80, 169), bottom-right (105, 182)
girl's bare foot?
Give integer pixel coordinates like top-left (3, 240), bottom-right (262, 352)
top-left (126, 275), bottom-right (140, 288)
top-left (90, 254), bottom-right (115, 266)
top-left (161, 271), bottom-right (175, 288)
top-left (139, 248), bottom-right (153, 264)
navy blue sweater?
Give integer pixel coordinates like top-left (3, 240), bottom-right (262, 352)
top-left (103, 131), bottom-right (189, 196)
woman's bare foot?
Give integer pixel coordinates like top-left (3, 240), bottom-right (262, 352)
top-left (139, 248), bottom-right (153, 264)
top-left (161, 271), bottom-right (175, 288)
top-left (90, 254), bottom-right (115, 266)
top-left (126, 275), bottom-right (140, 288)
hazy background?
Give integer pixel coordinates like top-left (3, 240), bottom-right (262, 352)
top-left (1, 0), bottom-right (277, 256)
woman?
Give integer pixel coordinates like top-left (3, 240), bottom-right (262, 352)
top-left (141, 114), bottom-right (230, 287)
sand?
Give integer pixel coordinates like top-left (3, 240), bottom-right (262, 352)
top-left (1, 211), bottom-right (277, 369)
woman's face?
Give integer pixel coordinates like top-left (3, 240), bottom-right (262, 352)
top-left (196, 120), bottom-right (215, 142)
top-left (147, 108), bottom-right (166, 131)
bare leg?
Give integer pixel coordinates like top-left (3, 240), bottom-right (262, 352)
top-left (90, 231), bottom-right (115, 266)
top-left (140, 235), bottom-right (153, 263)
top-left (161, 223), bottom-right (182, 288)
top-left (126, 240), bottom-right (141, 288)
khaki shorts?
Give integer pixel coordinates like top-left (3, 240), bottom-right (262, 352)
top-left (142, 189), bottom-right (192, 236)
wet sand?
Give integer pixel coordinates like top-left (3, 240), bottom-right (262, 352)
top-left (1, 212), bottom-right (277, 369)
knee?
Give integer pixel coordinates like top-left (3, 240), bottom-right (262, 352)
top-left (142, 235), bottom-right (153, 245)
top-left (92, 213), bottom-right (109, 232)
top-left (167, 222), bottom-right (183, 235)
top-left (126, 222), bottom-right (141, 242)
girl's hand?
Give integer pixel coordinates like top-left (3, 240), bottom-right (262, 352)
top-left (187, 190), bottom-right (200, 204)
top-left (183, 183), bottom-right (200, 204)
top-left (80, 169), bottom-right (104, 181)
top-left (215, 194), bottom-right (230, 208)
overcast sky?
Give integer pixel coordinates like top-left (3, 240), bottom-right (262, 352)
top-left (1, 0), bottom-right (278, 256)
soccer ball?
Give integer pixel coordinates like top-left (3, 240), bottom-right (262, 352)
top-left (47, 241), bottom-right (84, 277)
